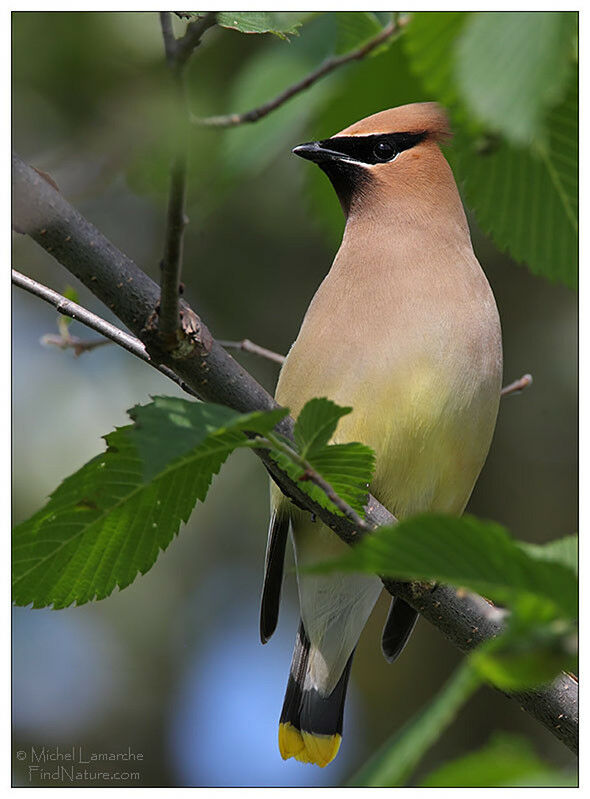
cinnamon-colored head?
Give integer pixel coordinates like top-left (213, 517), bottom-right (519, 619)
top-left (335, 102), bottom-right (451, 142)
top-left (293, 103), bottom-right (459, 220)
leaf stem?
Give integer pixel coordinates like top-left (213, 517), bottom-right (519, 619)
top-left (260, 431), bottom-right (373, 533)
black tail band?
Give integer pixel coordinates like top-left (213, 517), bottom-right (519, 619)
top-left (280, 620), bottom-right (355, 737)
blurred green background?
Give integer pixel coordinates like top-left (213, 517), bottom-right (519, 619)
top-left (12, 11), bottom-right (577, 787)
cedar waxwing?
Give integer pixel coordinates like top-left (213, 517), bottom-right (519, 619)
top-left (260, 103), bottom-right (502, 767)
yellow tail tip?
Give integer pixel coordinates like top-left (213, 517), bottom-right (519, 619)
top-left (279, 722), bottom-right (305, 760)
top-left (279, 723), bottom-right (341, 767)
top-left (302, 731), bottom-right (342, 768)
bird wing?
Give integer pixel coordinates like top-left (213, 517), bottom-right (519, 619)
top-left (259, 507), bottom-right (290, 643)
top-left (381, 597), bottom-right (419, 663)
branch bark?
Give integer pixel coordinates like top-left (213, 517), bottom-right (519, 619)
top-left (11, 152), bottom-right (578, 754)
top-left (192, 16), bottom-right (407, 128)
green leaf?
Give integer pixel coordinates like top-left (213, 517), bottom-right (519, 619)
top-left (293, 397), bottom-right (352, 457)
top-left (470, 589), bottom-right (577, 690)
top-left (519, 534), bottom-right (578, 577)
top-left (420, 732), bottom-right (576, 787)
top-left (271, 441), bottom-right (375, 519)
top-left (350, 661), bottom-right (480, 786)
top-left (468, 590), bottom-right (577, 689)
top-left (62, 285), bottom-right (79, 303)
top-left (455, 12), bottom-right (577, 145)
top-left (216, 12), bottom-right (308, 39)
top-left (12, 398), bottom-right (287, 609)
top-left (269, 398), bottom-right (375, 518)
top-left (403, 11), bottom-right (468, 109)
top-left (452, 73), bottom-right (578, 289)
top-left (404, 11), bottom-right (578, 288)
top-left (471, 626), bottom-right (577, 690)
top-left (59, 284), bottom-right (79, 328)
top-left (334, 12), bottom-right (382, 54)
top-left (311, 514), bottom-right (578, 620)
top-left (311, 513), bottom-right (578, 688)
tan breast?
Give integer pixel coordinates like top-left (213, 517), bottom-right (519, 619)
top-left (276, 221), bottom-right (502, 519)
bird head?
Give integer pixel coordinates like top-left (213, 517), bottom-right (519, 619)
top-left (293, 102), bottom-right (453, 218)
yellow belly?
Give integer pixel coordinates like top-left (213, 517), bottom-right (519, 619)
top-left (276, 356), bottom-right (499, 520)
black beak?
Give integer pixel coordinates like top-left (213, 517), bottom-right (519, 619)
top-left (292, 141), bottom-right (344, 164)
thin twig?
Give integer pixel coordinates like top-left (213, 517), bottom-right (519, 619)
top-left (41, 332), bottom-right (111, 357)
top-left (158, 149), bottom-right (188, 339)
top-left (12, 269), bottom-right (197, 397)
top-left (157, 11), bottom-right (216, 345)
top-left (501, 373), bottom-right (533, 397)
top-left (158, 14), bottom-right (189, 341)
top-left (159, 11), bottom-right (177, 66)
top-left (192, 15), bottom-right (407, 128)
top-left (175, 12), bottom-right (218, 68)
top-left (160, 11), bottom-right (217, 72)
top-left (41, 303), bottom-right (112, 356)
top-left (218, 338), bottom-right (286, 365)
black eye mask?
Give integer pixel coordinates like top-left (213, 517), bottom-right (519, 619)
top-left (318, 131), bottom-right (428, 165)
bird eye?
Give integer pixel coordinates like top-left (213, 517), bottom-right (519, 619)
top-left (373, 140), bottom-right (396, 162)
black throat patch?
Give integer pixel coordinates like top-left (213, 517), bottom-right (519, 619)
top-left (317, 160), bottom-right (369, 216)
top-left (316, 131), bottom-right (427, 214)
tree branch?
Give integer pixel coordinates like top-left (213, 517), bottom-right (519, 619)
top-left (14, 265), bottom-right (372, 532)
top-left (192, 15), bottom-right (407, 128)
top-left (11, 268), bottom-right (197, 397)
top-left (11, 152), bottom-right (577, 754)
